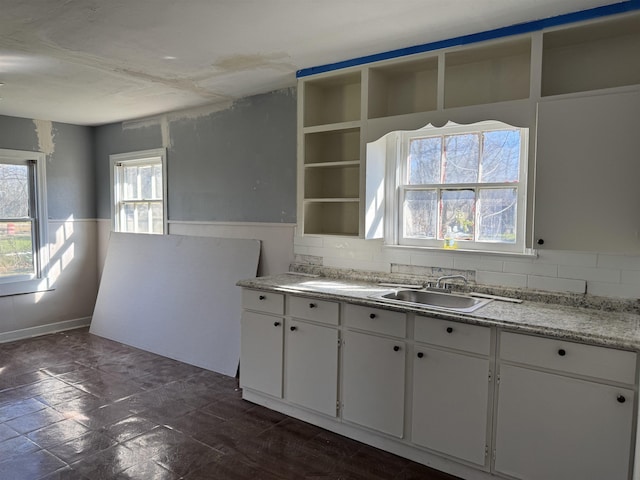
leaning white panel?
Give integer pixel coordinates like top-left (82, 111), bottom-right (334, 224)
top-left (90, 232), bottom-right (260, 376)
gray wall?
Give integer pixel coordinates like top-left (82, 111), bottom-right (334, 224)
top-left (0, 115), bottom-right (95, 219)
top-left (94, 88), bottom-right (297, 223)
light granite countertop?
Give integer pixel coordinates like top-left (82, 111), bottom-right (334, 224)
top-left (238, 273), bottom-right (640, 352)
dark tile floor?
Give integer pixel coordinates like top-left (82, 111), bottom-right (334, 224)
top-left (0, 328), bottom-right (461, 480)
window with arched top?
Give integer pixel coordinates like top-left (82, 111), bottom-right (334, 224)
top-left (366, 121), bottom-right (529, 254)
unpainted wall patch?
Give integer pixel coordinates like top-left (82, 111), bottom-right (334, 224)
top-left (33, 119), bottom-right (56, 157)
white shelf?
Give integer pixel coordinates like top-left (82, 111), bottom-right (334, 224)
top-left (542, 13), bottom-right (640, 96)
top-left (304, 127), bottom-right (360, 165)
top-left (368, 57), bottom-right (438, 118)
top-left (304, 164), bottom-right (360, 200)
top-left (303, 201), bottom-right (360, 236)
top-left (444, 38), bottom-right (531, 108)
top-left (303, 72), bottom-right (362, 127)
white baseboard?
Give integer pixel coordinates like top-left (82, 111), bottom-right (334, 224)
top-left (0, 317), bottom-right (92, 344)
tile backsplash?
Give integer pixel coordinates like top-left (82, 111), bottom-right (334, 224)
top-left (293, 236), bottom-right (640, 300)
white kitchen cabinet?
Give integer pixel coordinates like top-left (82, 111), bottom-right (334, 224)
top-left (494, 332), bottom-right (637, 480)
top-left (285, 318), bottom-right (339, 417)
top-left (412, 316), bottom-right (492, 467)
top-left (412, 346), bottom-right (490, 466)
top-left (240, 310), bottom-right (284, 398)
top-left (342, 330), bottom-right (406, 437)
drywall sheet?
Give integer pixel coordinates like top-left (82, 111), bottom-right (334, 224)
top-left (90, 232), bottom-right (260, 376)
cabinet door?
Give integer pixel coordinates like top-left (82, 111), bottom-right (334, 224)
top-left (342, 330), bottom-right (405, 437)
top-left (412, 346), bottom-right (490, 466)
top-left (285, 319), bottom-right (338, 417)
top-left (494, 364), bottom-right (634, 480)
top-left (240, 311), bottom-right (283, 398)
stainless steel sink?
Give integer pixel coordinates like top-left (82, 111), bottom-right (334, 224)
top-left (372, 289), bottom-right (491, 313)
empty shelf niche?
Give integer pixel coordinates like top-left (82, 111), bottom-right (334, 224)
top-left (542, 14), bottom-right (640, 96)
top-left (304, 72), bottom-right (362, 127)
top-left (304, 201), bottom-right (360, 236)
top-left (444, 38), bottom-right (531, 108)
top-left (368, 57), bottom-right (438, 118)
top-left (305, 164), bottom-right (360, 199)
top-left (304, 128), bottom-right (360, 165)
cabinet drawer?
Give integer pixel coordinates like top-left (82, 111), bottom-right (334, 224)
top-left (242, 289), bottom-right (284, 315)
top-left (344, 304), bottom-right (406, 338)
top-left (500, 331), bottom-right (637, 384)
top-left (415, 316), bottom-right (490, 356)
top-left (288, 295), bottom-right (339, 325)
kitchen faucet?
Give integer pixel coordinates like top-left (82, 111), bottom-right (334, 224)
top-left (425, 274), bottom-right (468, 292)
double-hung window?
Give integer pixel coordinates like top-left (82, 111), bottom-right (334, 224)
top-left (367, 121), bottom-right (529, 254)
top-left (0, 148), bottom-right (48, 295)
top-left (111, 149), bottom-right (167, 235)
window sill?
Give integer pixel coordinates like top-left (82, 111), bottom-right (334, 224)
top-left (0, 278), bottom-right (53, 298)
top-left (382, 243), bottom-right (538, 259)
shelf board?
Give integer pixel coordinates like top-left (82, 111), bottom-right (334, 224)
top-left (305, 160), bottom-right (360, 169)
top-left (304, 198), bottom-right (360, 203)
top-left (303, 121), bottom-right (362, 134)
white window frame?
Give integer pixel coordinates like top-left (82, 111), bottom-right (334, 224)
top-left (367, 121), bottom-right (529, 255)
top-left (110, 148), bottom-right (167, 235)
top-left (0, 148), bottom-right (49, 297)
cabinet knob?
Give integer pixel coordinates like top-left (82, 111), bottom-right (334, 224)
top-left (558, 348), bottom-right (566, 357)
top-left (290, 326), bottom-right (297, 331)
top-left (393, 345), bottom-right (400, 352)
top-left (537, 238), bottom-right (545, 245)
top-left (273, 321), bottom-right (281, 327)
top-left (369, 313), bottom-right (376, 319)
top-left (617, 395), bottom-right (626, 404)
top-left (417, 352), bottom-right (424, 358)
top-left (259, 295), bottom-right (266, 300)
top-left (309, 303), bottom-right (317, 309)
top-left (446, 327), bottom-right (453, 334)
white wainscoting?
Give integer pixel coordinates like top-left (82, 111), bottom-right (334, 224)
top-left (168, 221), bottom-right (295, 277)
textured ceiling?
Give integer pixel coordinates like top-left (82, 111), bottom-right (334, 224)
top-left (0, 0), bottom-right (623, 126)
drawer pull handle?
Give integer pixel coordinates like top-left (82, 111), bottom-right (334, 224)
top-left (558, 348), bottom-right (566, 356)
top-left (446, 327), bottom-right (453, 334)
top-left (309, 303), bottom-right (317, 309)
top-left (259, 295), bottom-right (266, 300)
top-left (417, 352), bottom-right (424, 358)
top-left (369, 313), bottom-right (376, 319)
top-left (617, 395), bottom-right (626, 404)
top-left (393, 345), bottom-right (400, 352)
top-left (290, 326), bottom-right (297, 332)
top-left (273, 321), bottom-right (281, 327)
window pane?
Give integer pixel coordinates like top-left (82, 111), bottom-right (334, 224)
top-left (136, 203), bottom-right (150, 233)
top-left (123, 166), bottom-right (139, 200)
top-left (443, 134), bottom-right (479, 184)
top-left (481, 130), bottom-right (520, 183)
top-left (123, 203), bottom-right (135, 232)
top-left (151, 202), bottom-right (163, 234)
top-left (478, 188), bottom-right (517, 243)
top-left (153, 165), bottom-right (162, 199)
top-left (403, 190), bottom-right (437, 238)
top-left (0, 164), bottom-right (29, 218)
top-left (441, 189), bottom-right (475, 240)
top-left (0, 221), bottom-right (34, 276)
top-left (140, 166), bottom-right (154, 200)
top-left (408, 137), bottom-right (441, 184)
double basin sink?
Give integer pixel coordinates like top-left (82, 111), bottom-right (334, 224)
top-left (371, 289), bottom-right (491, 313)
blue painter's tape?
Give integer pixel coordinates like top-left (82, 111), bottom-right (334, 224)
top-left (296, 0), bottom-right (640, 78)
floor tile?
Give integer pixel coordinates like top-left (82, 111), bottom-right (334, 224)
top-left (0, 448), bottom-right (66, 480)
top-left (0, 328), bottom-right (461, 480)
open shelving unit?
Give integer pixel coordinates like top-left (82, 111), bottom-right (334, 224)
top-left (542, 13), bottom-right (640, 97)
top-left (297, 11), bottom-right (640, 239)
